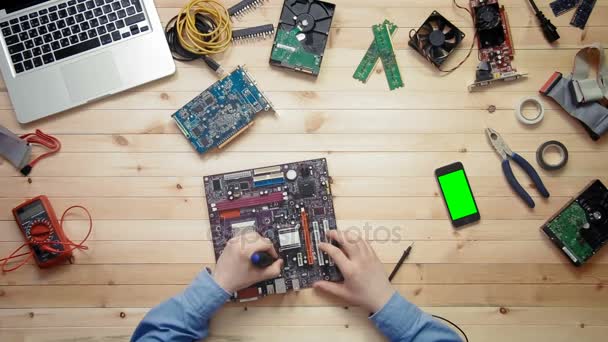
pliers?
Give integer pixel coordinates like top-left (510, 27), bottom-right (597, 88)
top-left (486, 128), bottom-right (550, 208)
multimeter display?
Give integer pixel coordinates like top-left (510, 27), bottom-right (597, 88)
top-left (16, 201), bottom-right (45, 222)
top-left (13, 196), bottom-right (72, 267)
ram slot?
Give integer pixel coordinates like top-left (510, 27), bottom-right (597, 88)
top-left (215, 191), bottom-right (284, 212)
top-left (312, 221), bottom-right (325, 266)
top-left (300, 208), bottom-right (314, 265)
top-left (323, 219), bottom-right (334, 266)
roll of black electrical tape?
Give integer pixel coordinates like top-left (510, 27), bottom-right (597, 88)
top-left (536, 140), bottom-right (569, 170)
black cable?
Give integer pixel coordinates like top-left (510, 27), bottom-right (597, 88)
top-left (528, 0), bottom-right (540, 13)
top-left (527, 0), bottom-right (560, 43)
top-left (164, 13), bottom-right (224, 74)
top-left (388, 245), bottom-right (469, 342)
top-left (432, 314), bottom-right (469, 342)
top-left (435, 0), bottom-right (478, 74)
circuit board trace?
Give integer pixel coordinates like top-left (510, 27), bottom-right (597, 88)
top-left (269, 0), bottom-right (336, 76)
top-left (542, 180), bottom-right (608, 266)
top-left (353, 20), bottom-right (397, 83)
top-left (271, 28), bottom-right (322, 74)
top-left (468, 0), bottom-right (526, 90)
top-left (204, 158), bottom-right (343, 301)
top-left (172, 66), bottom-right (273, 154)
top-left (372, 23), bottom-right (403, 90)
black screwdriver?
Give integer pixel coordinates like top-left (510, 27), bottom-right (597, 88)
top-left (250, 251), bottom-right (276, 268)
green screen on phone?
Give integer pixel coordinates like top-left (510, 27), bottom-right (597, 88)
top-left (438, 169), bottom-right (478, 220)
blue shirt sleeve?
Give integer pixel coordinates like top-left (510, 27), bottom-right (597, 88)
top-left (131, 269), bottom-right (231, 342)
top-left (370, 292), bottom-right (462, 342)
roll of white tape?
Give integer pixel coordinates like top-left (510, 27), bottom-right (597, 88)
top-left (516, 96), bottom-right (545, 125)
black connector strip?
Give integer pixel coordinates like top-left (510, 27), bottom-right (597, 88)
top-left (228, 0), bottom-right (262, 17)
top-left (570, 0), bottom-right (597, 29)
top-left (232, 24), bottom-right (275, 41)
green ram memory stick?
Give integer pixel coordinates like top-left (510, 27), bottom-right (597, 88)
top-left (372, 23), bottom-right (403, 90)
top-left (353, 20), bottom-right (397, 83)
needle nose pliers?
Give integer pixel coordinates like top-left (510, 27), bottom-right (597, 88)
top-left (486, 128), bottom-right (550, 208)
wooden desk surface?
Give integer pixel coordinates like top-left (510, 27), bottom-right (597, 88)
top-left (1, 0), bottom-right (608, 340)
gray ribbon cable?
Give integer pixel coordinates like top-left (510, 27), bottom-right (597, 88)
top-left (0, 125), bottom-right (31, 170)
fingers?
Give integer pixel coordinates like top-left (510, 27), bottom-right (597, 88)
top-left (327, 230), bottom-right (363, 257)
top-left (235, 231), bottom-right (279, 258)
top-left (259, 259), bottom-right (283, 280)
top-left (256, 238), bottom-right (279, 258)
top-left (313, 280), bottom-right (351, 301)
top-left (319, 242), bottom-right (350, 269)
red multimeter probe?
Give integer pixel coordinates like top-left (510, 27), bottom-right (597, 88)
top-left (1, 196), bottom-right (93, 272)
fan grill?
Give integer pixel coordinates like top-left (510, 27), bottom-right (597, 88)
top-left (408, 11), bottom-right (465, 67)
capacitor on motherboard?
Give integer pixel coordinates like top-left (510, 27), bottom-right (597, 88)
top-left (286, 169), bottom-right (298, 181)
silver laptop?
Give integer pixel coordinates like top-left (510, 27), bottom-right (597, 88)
top-left (0, 0), bottom-right (175, 123)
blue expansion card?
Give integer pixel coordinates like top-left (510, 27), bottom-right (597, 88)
top-left (172, 66), bottom-right (274, 154)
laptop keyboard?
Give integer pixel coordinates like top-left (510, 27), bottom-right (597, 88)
top-left (0, 0), bottom-right (150, 74)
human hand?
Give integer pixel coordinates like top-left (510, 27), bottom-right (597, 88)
top-left (313, 230), bottom-right (395, 312)
top-left (212, 231), bottom-right (284, 293)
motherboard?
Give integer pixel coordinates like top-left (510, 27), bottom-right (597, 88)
top-left (468, 0), bottom-right (526, 90)
top-left (172, 66), bottom-right (273, 154)
top-left (203, 158), bottom-right (343, 301)
top-left (542, 180), bottom-right (608, 266)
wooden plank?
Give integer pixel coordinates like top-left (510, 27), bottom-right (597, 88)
top-left (463, 325), bottom-right (608, 342)
top-left (0, 326), bottom-right (386, 342)
top-left (0, 0), bottom-right (605, 335)
top-left (166, 26), bottom-right (608, 50)
top-left (0, 109), bottom-right (590, 135)
top-left (1, 239), bottom-right (606, 264)
top-left (4, 133), bottom-right (605, 153)
top-left (0, 327), bottom-right (136, 342)
top-left (2, 325), bottom-right (608, 342)
top-left (2, 306), bottom-right (608, 328)
top-left (155, 6), bottom-right (608, 29)
top-left (1, 284), bottom-right (607, 308)
top-left (0, 218), bottom-right (554, 242)
top-left (0, 176), bottom-right (606, 199)
top-left (154, 0), bottom-right (608, 8)
top-left (155, 0), bottom-right (608, 8)
top-left (0, 90), bottom-right (578, 111)
top-left (3, 66), bottom-right (584, 93)
top-left (0, 195), bottom-right (579, 220)
top-left (126, 66), bottom-right (605, 93)
top-left (1, 152), bottom-right (605, 177)
top-left (1, 263), bottom-right (606, 286)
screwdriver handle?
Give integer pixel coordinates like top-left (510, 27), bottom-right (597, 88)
top-left (250, 251), bottom-right (275, 268)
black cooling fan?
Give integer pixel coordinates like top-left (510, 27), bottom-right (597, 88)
top-left (408, 11), bottom-right (465, 67)
top-left (475, 3), bottom-right (505, 48)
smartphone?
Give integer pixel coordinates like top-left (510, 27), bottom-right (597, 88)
top-left (435, 162), bottom-right (480, 227)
